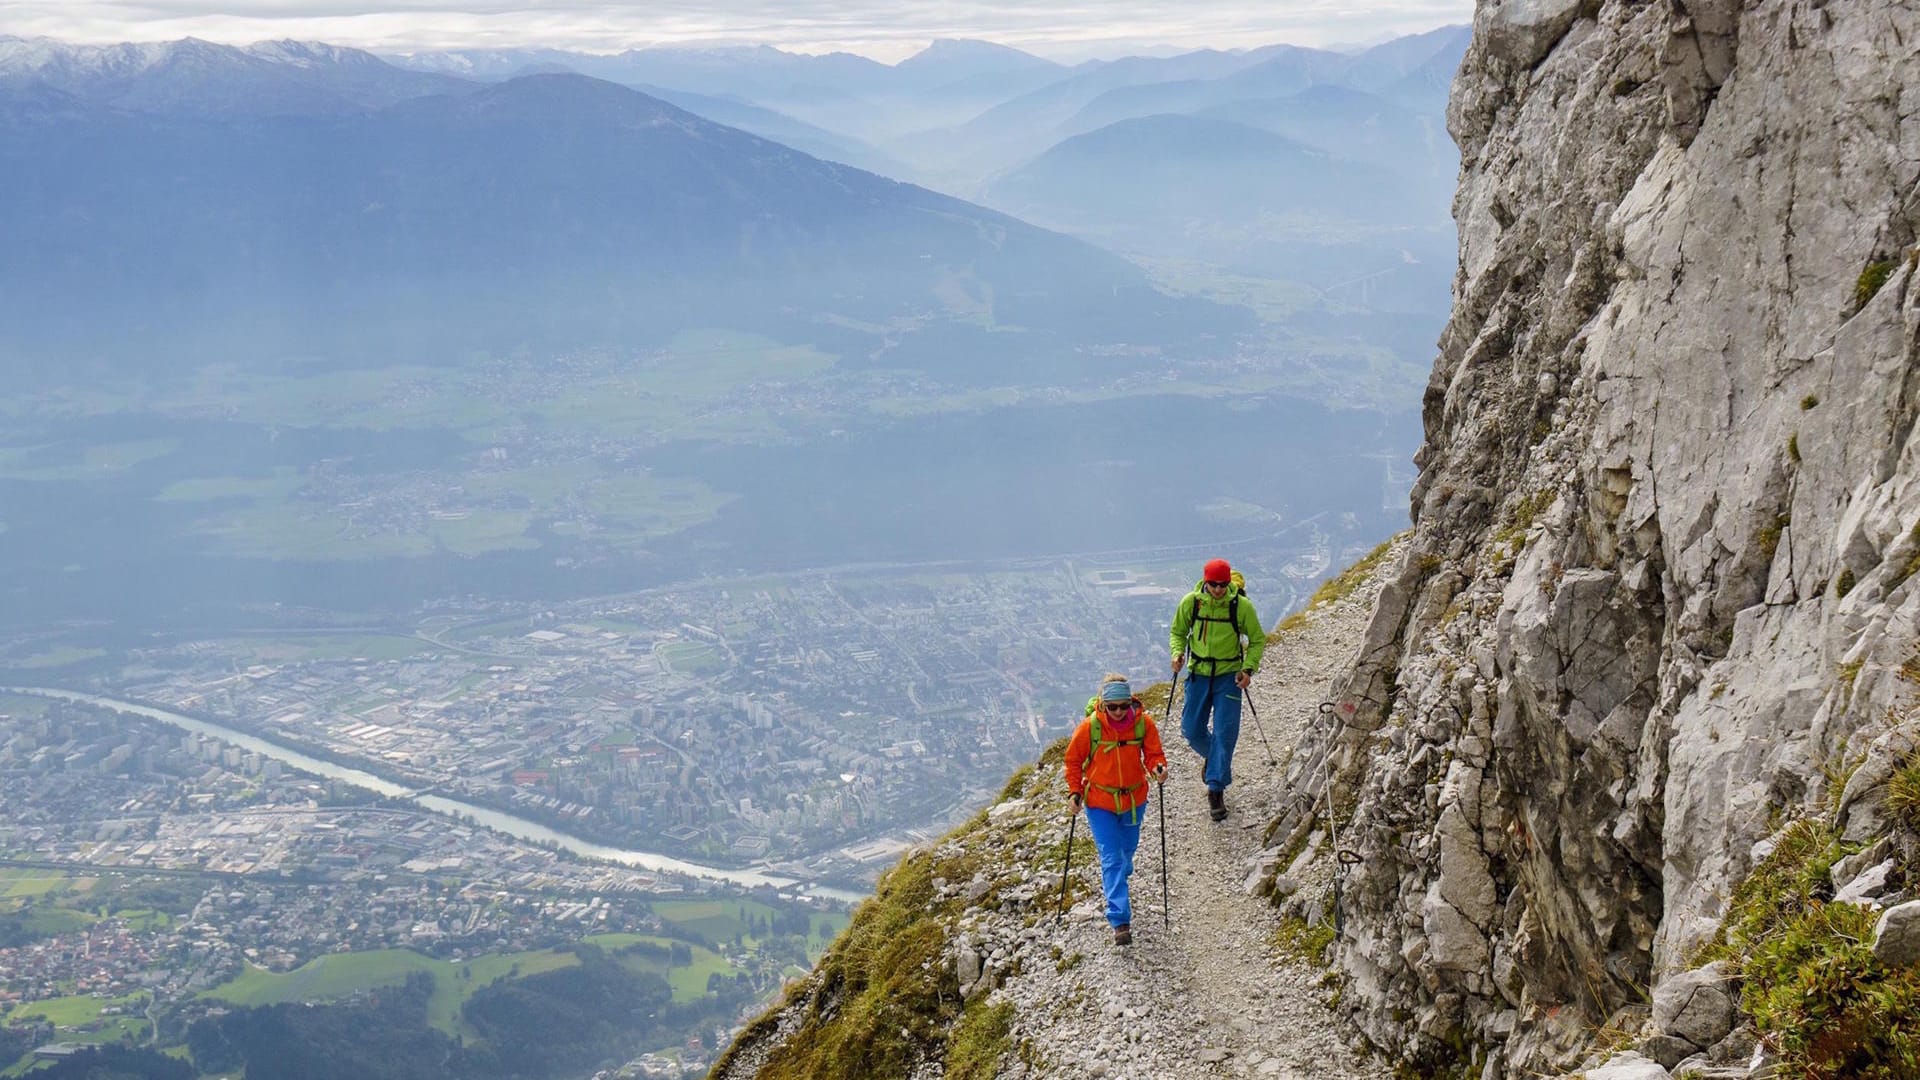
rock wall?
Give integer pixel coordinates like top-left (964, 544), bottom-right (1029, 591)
top-left (1269, 0), bottom-right (1920, 1073)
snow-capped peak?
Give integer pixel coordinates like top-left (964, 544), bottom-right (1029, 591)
top-left (246, 39), bottom-right (374, 69)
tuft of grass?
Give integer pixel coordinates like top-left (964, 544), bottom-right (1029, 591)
top-left (1485, 488), bottom-right (1556, 572)
top-left (1503, 489), bottom-right (1555, 537)
top-left (1855, 260), bottom-right (1899, 311)
top-left (1706, 820), bottom-right (1854, 965)
top-left (1801, 394), bottom-right (1820, 411)
top-left (1900, 650), bottom-right (1920, 685)
top-left (1887, 753), bottom-right (1920, 831)
top-left (1823, 743), bottom-right (1866, 820)
top-left (1788, 433), bottom-right (1801, 463)
top-left (1838, 658), bottom-right (1865, 698)
top-left (1037, 736), bottom-right (1071, 770)
top-left (1272, 917), bottom-right (1337, 965)
top-left (1836, 568), bottom-right (1858, 599)
top-left (1758, 512), bottom-right (1791, 562)
top-left (996, 765), bottom-right (1035, 804)
top-left (1890, 551), bottom-right (1920, 594)
top-left (944, 999), bottom-right (1015, 1080)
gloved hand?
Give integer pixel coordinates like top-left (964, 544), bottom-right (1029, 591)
top-left (1235, 670), bottom-right (1251, 689)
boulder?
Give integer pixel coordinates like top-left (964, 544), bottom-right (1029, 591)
top-left (1478, 0), bottom-right (1590, 68)
top-left (1872, 900), bottom-right (1920, 969)
top-left (954, 945), bottom-right (981, 993)
top-left (1640, 1034), bottom-right (1696, 1070)
top-left (1833, 858), bottom-right (1896, 906)
top-left (1653, 962), bottom-right (1735, 1050)
top-left (988, 798), bottom-right (1026, 822)
top-left (1582, 1051), bottom-right (1671, 1079)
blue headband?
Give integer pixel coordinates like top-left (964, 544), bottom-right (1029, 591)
top-left (1100, 680), bottom-right (1133, 702)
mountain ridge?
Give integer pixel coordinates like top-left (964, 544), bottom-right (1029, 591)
top-left (0, 34), bottom-right (475, 114)
top-left (0, 70), bottom-right (1227, 375)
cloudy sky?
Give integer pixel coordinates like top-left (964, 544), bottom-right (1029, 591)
top-left (2, 1), bottom-right (1475, 61)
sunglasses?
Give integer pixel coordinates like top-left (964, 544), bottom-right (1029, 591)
top-left (1204, 580), bottom-right (1230, 590)
top-left (1103, 700), bottom-right (1135, 712)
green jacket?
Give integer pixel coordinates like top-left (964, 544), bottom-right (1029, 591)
top-left (1170, 583), bottom-right (1264, 676)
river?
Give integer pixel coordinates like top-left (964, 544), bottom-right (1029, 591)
top-left (4, 686), bottom-right (866, 904)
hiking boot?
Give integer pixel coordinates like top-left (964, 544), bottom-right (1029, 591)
top-left (1113, 923), bottom-right (1132, 946)
top-left (1207, 789), bottom-right (1227, 821)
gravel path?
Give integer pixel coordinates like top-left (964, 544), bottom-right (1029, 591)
top-left (984, 566), bottom-right (1397, 1080)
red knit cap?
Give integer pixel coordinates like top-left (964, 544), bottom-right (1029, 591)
top-left (1203, 558), bottom-right (1231, 583)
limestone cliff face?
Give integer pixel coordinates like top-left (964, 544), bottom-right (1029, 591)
top-left (1269, 0), bottom-right (1920, 1073)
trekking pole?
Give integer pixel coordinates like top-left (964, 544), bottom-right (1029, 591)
top-left (1317, 701), bottom-right (1358, 936)
top-left (1055, 809), bottom-right (1078, 922)
top-left (1165, 650), bottom-right (1187, 726)
top-left (1242, 685), bottom-right (1278, 766)
top-left (1156, 779), bottom-right (1169, 931)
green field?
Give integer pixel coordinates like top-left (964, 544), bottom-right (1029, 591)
top-left (48, 332), bottom-right (834, 564)
top-left (5, 991), bottom-right (147, 1034)
top-left (205, 947), bottom-right (621, 1038)
top-left (224, 634), bottom-right (434, 663)
top-left (0, 438), bottom-right (179, 482)
top-left (155, 469), bottom-right (304, 503)
top-left (149, 365), bottom-right (502, 433)
top-left (581, 933), bottom-right (739, 1001)
top-left (187, 502), bottom-right (542, 561)
top-left (0, 647), bottom-right (109, 671)
top-left (204, 937), bottom-right (758, 1036)
top-left (135, 331), bottom-right (834, 444)
top-left (1133, 255), bottom-right (1323, 323)
top-left (1, 869), bottom-right (70, 900)
top-left (184, 464), bottom-right (731, 562)
top-left (656, 640), bottom-right (727, 675)
top-left (447, 615), bottom-right (537, 643)
top-left (652, 899), bottom-right (848, 951)
top-left (107, 908), bottom-right (172, 933)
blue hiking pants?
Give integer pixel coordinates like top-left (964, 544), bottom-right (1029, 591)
top-left (1181, 671), bottom-right (1242, 792)
top-left (1083, 803), bottom-right (1144, 928)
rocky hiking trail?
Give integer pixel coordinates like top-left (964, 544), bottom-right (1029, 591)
top-left (710, 548), bottom-right (1404, 1080)
top-left (972, 562), bottom-right (1398, 1080)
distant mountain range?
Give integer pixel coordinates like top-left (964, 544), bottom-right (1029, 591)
top-left (0, 36), bottom-right (470, 115)
top-left (890, 27), bottom-right (1469, 191)
top-left (0, 66), bottom-right (1228, 376)
top-left (0, 26), bottom-right (1469, 370)
top-left (990, 113), bottom-right (1408, 229)
top-left (389, 38), bottom-right (1072, 142)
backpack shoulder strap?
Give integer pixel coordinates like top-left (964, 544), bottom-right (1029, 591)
top-left (1229, 593), bottom-right (1244, 659)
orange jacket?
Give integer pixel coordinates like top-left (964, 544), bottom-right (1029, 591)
top-left (1065, 707), bottom-right (1168, 818)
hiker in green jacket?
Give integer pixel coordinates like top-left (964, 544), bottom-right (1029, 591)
top-left (1170, 558), bottom-right (1264, 821)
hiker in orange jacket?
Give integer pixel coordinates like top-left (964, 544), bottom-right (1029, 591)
top-left (1065, 674), bottom-right (1168, 946)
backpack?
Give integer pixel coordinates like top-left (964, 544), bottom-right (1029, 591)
top-left (1181, 570), bottom-right (1249, 670)
top-left (1084, 703), bottom-right (1150, 818)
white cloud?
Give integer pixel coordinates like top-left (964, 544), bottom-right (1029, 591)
top-left (0, 0), bottom-right (1473, 60)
